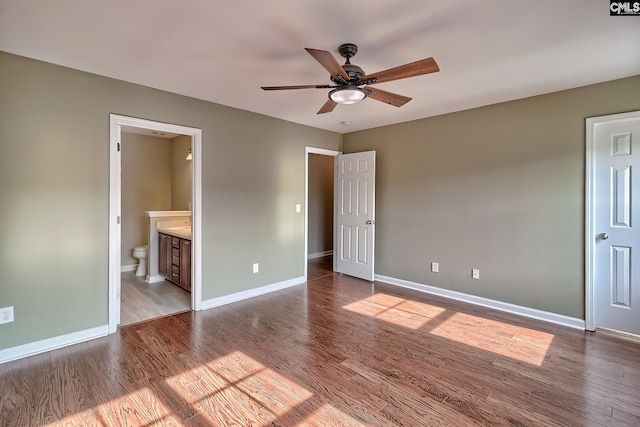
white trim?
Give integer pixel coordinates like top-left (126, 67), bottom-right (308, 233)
top-left (308, 250), bottom-right (333, 260)
top-left (585, 110), bottom-right (640, 332)
top-left (109, 116), bottom-right (121, 333)
top-left (304, 147), bottom-right (341, 280)
top-left (109, 114), bottom-right (203, 334)
top-left (147, 274), bottom-right (166, 284)
top-left (307, 147), bottom-right (342, 157)
top-left (585, 115), bottom-right (596, 331)
top-left (192, 126), bottom-right (203, 312)
top-left (0, 325), bottom-right (109, 364)
top-left (375, 275), bottom-right (586, 330)
top-left (120, 264), bottom-right (137, 272)
top-left (201, 276), bottom-right (306, 310)
top-left (146, 210), bottom-right (192, 218)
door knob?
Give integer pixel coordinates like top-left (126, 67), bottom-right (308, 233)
top-left (366, 220), bottom-right (375, 225)
top-left (598, 233), bottom-right (608, 240)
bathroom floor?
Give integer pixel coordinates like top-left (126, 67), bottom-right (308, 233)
top-left (120, 271), bottom-right (190, 326)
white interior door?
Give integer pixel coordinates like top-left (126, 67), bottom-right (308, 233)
top-left (335, 151), bottom-right (375, 281)
top-left (587, 110), bottom-right (640, 335)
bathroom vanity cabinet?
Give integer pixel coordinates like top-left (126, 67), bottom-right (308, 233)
top-left (158, 232), bottom-right (191, 292)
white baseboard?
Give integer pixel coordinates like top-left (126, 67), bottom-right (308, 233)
top-left (121, 264), bottom-right (137, 272)
top-left (147, 274), bottom-right (165, 283)
top-left (0, 325), bottom-right (109, 364)
top-left (308, 250), bottom-right (333, 260)
top-left (375, 274), bottom-right (585, 330)
top-left (201, 276), bottom-right (306, 311)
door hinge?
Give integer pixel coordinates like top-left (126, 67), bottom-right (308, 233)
top-left (117, 215), bottom-right (121, 224)
top-left (117, 142), bottom-right (121, 152)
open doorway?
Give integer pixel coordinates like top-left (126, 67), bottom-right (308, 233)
top-left (119, 129), bottom-right (191, 325)
top-left (109, 114), bottom-right (202, 333)
top-left (305, 147), bottom-right (340, 281)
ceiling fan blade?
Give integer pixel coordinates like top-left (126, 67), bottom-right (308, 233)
top-left (305, 48), bottom-right (350, 82)
top-left (365, 86), bottom-right (412, 107)
top-left (261, 84), bottom-right (333, 90)
top-left (362, 57), bottom-right (439, 84)
top-left (317, 99), bottom-right (338, 114)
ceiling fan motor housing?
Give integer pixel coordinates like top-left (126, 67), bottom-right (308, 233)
top-left (341, 64), bottom-right (365, 82)
top-left (334, 43), bottom-right (366, 84)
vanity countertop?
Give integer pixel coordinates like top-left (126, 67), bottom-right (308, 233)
top-left (158, 226), bottom-right (192, 240)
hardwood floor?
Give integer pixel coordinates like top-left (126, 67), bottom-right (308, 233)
top-left (307, 255), bottom-right (334, 281)
top-left (2, 268), bottom-right (639, 426)
top-left (121, 272), bottom-right (191, 326)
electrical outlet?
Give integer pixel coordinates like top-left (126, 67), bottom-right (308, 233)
top-left (472, 269), bottom-right (480, 280)
top-left (431, 262), bottom-right (439, 273)
top-left (0, 306), bottom-right (14, 324)
top-left (253, 263), bottom-right (259, 274)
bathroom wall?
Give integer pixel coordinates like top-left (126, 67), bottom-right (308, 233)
top-left (171, 134), bottom-right (192, 211)
top-left (121, 133), bottom-right (172, 267)
top-left (307, 153), bottom-right (334, 256)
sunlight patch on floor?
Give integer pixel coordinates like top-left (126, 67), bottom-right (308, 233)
top-left (45, 387), bottom-right (180, 426)
top-left (429, 312), bottom-right (554, 366)
top-left (167, 351), bottom-right (313, 425)
top-left (343, 293), bottom-right (447, 329)
top-left (47, 351), bottom-right (372, 426)
top-left (344, 293), bottom-right (554, 366)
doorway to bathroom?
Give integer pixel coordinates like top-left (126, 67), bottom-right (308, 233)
top-left (108, 114), bottom-right (202, 333)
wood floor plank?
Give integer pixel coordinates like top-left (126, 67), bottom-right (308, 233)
top-left (2, 265), bottom-right (639, 426)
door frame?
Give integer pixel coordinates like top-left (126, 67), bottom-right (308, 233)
top-left (108, 114), bottom-right (203, 333)
top-left (585, 110), bottom-right (640, 331)
top-left (304, 146), bottom-right (341, 279)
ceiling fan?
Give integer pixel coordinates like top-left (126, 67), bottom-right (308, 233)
top-left (261, 43), bottom-right (439, 114)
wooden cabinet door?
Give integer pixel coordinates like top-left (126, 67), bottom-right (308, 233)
top-left (180, 239), bottom-right (191, 292)
top-left (164, 235), bottom-right (173, 278)
top-left (159, 233), bottom-right (168, 277)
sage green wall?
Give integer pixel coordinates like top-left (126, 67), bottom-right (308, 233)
top-left (343, 75), bottom-right (640, 319)
top-left (171, 134), bottom-right (193, 211)
top-left (0, 51), bottom-right (341, 349)
top-left (307, 154), bottom-right (334, 255)
top-left (121, 133), bottom-right (172, 267)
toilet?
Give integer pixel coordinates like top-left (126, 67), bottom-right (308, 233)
top-left (132, 245), bottom-right (148, 277)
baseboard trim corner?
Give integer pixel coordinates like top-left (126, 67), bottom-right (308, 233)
top-left (200, 276), bottom-right (306, 311)
top-left (375, 274), bottom-right (585, 331)
top-left (147, 274), bottom-right (165, 284)
top-left (0, 325), bottom-right (109, 364)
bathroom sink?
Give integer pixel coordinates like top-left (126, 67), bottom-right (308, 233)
top-left (159, 226), bottom-right (192, 238)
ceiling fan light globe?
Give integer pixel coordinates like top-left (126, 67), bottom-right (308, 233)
top-left (329, 87), bottom-right (366, 104)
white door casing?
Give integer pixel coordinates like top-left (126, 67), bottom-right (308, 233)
top-left (586, 110), bottom-right (640, 335)
top-left (304, 147), bottom-right (341, 280)
top-left (108, 114), bottom-right (202, 333)
top-left (335, 151), bottom-right (376, 281)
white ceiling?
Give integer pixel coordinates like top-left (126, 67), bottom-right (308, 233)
top-left (1, 1), bottom-right (638, 134)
